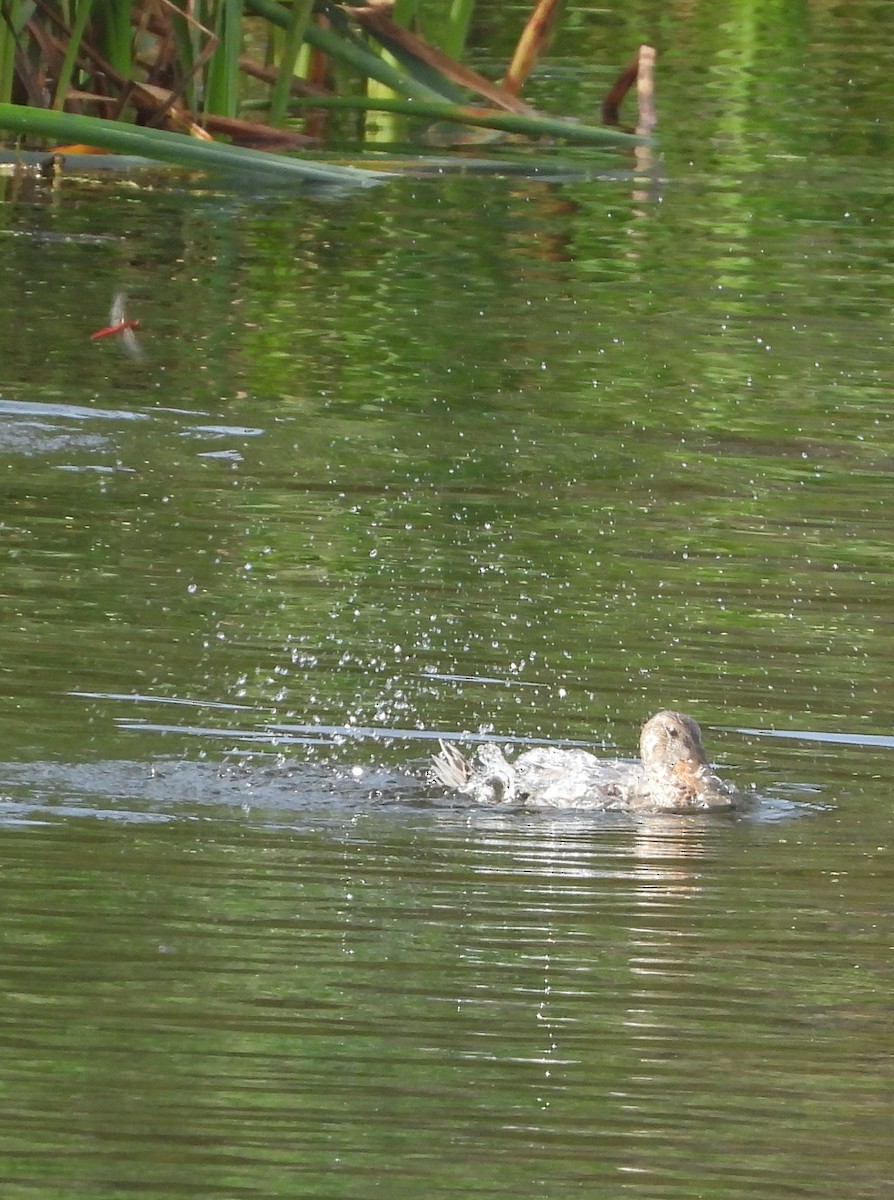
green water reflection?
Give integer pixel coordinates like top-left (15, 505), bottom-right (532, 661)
top-left (2, 807), bottom-right (890, 1199)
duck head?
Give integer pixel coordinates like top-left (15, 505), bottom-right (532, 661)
top-left (640, 710), bottom-right (730, 809)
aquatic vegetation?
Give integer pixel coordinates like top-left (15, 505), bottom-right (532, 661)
top-left (0, 1), bottom-right (648, 184)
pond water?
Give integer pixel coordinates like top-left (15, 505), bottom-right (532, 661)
top-left (1, 3), bottom-right (892, 1197)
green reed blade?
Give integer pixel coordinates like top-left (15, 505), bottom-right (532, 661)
top-left (52, 0), bottom-right (98, 110)
top-left (287, 93), bottom-right (645, 147)
top-left (268, 0), bottom-right (314, 127)
top-left (0, 101), bottom-right (391, 184)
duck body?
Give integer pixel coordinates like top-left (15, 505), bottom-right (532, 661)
top-left (432, 711), bottom-right (742, 813)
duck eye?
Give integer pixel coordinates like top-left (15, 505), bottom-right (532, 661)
top-left (667, 726), bottom-right (678, 737)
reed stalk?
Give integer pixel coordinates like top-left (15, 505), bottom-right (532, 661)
top-left (52, 0), bottom-right (98, 110)
top-left (287, 93), bottom-right (642, 146)
top-left (0, 100), bottom-right (391, 184)
top-left (267, 0), bottom-right (314, 127)
top-left (205, 0), bottom-right (243, 117)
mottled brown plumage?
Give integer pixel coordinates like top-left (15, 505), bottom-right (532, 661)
top-left (432, 710), bottom-right (742, 812)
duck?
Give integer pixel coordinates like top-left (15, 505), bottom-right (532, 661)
top-left (431, 710), bottom-right (742, 812)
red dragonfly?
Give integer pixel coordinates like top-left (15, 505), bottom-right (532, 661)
top-left (90, 292), bottom-right (142, 360)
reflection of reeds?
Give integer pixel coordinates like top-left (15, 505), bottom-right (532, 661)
top-left (0, 1), bottom-right (646, 179)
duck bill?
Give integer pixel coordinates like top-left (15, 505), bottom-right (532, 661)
top-left (674, 756), bottom-right (706, 784)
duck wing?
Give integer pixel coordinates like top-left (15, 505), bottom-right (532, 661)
top-left (513, 748), bottom-right (641, 808)
top-left (431, 741), bottom-right (517, 803)
top-left (430, 740), bottom-right (471, 790)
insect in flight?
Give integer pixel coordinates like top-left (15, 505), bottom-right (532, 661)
top-left (90, 292), bottom-right (142, 361)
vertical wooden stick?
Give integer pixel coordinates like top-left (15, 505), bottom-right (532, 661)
top-left (636, 44), bottom-right (657, 137)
